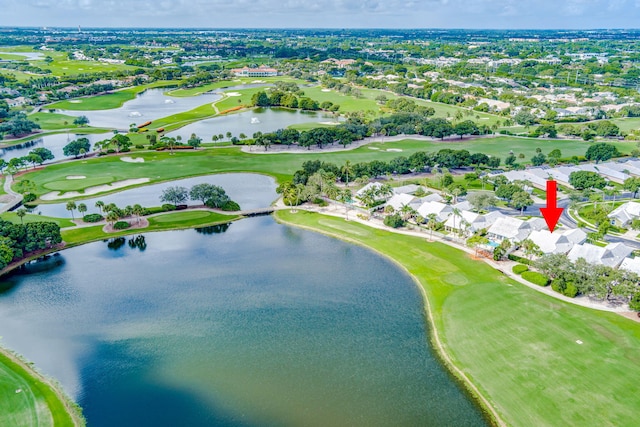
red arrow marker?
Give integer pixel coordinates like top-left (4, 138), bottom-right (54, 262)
top-left (540, 180), bottom-right (563, 233)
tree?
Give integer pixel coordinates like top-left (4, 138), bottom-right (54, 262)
top-left (569, 171), bottom-right (607, 190)
top-left (341, 160), bottom-right (353, 187)
top-left (63, 138), bottom-right (91, 158)
top-left (73, 115), bottom-right (89, 126)
top-left (190, 183), bottom-right (230, 208)
top-left (453, 120), bottom-right (479, 138)
top-left (111, 134), bottom-right (132, 153)
top-left (160, 136), bottom-right (177, 155)
top-left (624, 177), bottom-right (640, 198)
top-left (467, 192), bottom-right (497, 212)
top-left (512, 191), bottom-right (534, 215)
top-left (77, 203), bottom-right (87, 217)
top-left (95, 200), bottom-right (105, 213)
top-left (160, 186), bottom-right (189, 205)
top-left (106, 211), bottom-right (119, 226)
top-left (251, 91), bottom-right (270, 107)
top-left (16, 208), bottom-right (26, 224)
top-left (29, 148), bottom-right (54, 164)
top-left (188, 133), bottom-right (202, 149)
top-left (585, 143), bottom-right (620, 164)
top-left (66, 201), bottom-right (77, 220)
top-left (521, 239), bottom-right (541, 260)
top-left (530, 153), bottom-right (546, 166)
top-left (132, 204), bottom-right (144, 223)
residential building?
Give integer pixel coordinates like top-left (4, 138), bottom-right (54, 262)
top-left (608, 202), bottom-right (640, 227)
top-left (567, 242), bottom-right (634, 268)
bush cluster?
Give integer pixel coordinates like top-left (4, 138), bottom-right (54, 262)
top-left (83, 213), bottom-right (104, 223)
top-left (512, 264), bottom-right (529, 275)
top-left (521, 271), bottom-right (550, 286)
top-left (113, 221), bottom-right (131, 230)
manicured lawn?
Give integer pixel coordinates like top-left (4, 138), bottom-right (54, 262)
top-left (29, 112), bottom-right (94, 131)
top-left (47, 81), bottom-right (175, 111)
top-left (16, 136), bottom-right (636, 199)
top-left (0, 349), bottom-right (81, 427)
top-left (61, 211), bottom-right (238, 244)
top-left (0, 213), bottom-right (76, 228)
top-left (276, 210), bottom-right (640, 427)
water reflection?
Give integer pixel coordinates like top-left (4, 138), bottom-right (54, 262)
top-left (0, 133), bottom-right (104, 164)
top-left (195, 223), bottom-right (231, 235)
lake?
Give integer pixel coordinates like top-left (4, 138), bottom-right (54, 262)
top-left (30, 173), bottom-right (278, 217)
top-left (166, 107), bottom-right (339, 142)
top-left (58, 88), bottom-right (220, 129)
top-left (0, 216), bottom-right (487, 427)
top-left (0, 133), bottom-right (105, 164)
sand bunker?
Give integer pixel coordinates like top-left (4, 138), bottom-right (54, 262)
top-left (321, 89), bottom-right (331, 92)
top-left (66, 175), bottom-right (86, 180)
top-left (69, 100), bottom-right (82, 103)
top-left (226, 92), bottom-right (241, 97)
top-left (40, 178), bottom-right (150, 201)
top-left (386, 148), bottom-right (403, 152)
top-left (319, 121), bottom-right (340, 125)
top-left (368, 147), bottom-right (380, 150)
top-left (120, 156), bottom-right (145, 163)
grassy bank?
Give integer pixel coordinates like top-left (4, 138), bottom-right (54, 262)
top-left (0, 347), bottom-right (83, 426)
top-left (275, 210), bottom-right (640, 427)
top-left (18, 136), bottom-right (635, 201)
top-left (47, 81), bottom-right (175, 111)
top-left (61, 210), bottom-right (239, 244)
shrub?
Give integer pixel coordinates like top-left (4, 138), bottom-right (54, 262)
top-left (512, 264), bottom-right (529, 275)
top-left (106, 149), bottom-right (116, 154)
top-left (161, 204), bottom-right (177, 211)
top-left (630, 292), bottom-right (640, 312)
top-left (384, 214), bottom-right (405, 228)
top-left (508, 253), bottom-right (533, 265)
top-left (221, 200), bottom-right (241, 211)
top-left (135, 144), bottom-right (145, 149)
top-left (23, 193), bottom-right (37, 202)
top-left (83, 213), bottom-right (104, 223)
top-left (113, 221), bottom-right (131, 230)
top-left (551, 280), bottom-right (579, 298)
top-left (120, 148), bottom-right (131, 153)
top-left (522, 271), bottom-right (550, 286)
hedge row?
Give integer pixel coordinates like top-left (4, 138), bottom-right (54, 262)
top-left (512, 264), bottom-right (529, 275)
top-left (521, 271), bottom-right (550, 286)
top-left (508, 253), bottom-right (533, 265)
top-left (83, 213), bottom-right (104, 223)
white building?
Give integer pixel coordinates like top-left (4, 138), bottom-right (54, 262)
top-left (385, 193), bottom-right (415, 212)
top-left (417, 201), bottom-right (453, 223)
top-left (608, 202), bottom-right (640, 227)
top-left (487, 217), bottom-right (532, 243)
top-left (568, 242), bottom-right (634, 268)
top-left (528, 229), bottom-right (587, 255)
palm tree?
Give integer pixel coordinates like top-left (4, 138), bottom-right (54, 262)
top-left (341, 160), bottom-right (353, 187)
top-left (106, 211), bottom-right (119, 226)
top-left (95, 200), bottom-right (105, 214)
top-left (400, 204), bottom-right (416, 221)
top-left (426, 213), bottom-right (438, 242)
top-left (77, 203), bottom-right (87, 218)
top-left (160, 136), bottom-right (177, 155)
top-left (66, 201), bottom-right (77, 220)
top-left (124, 205), bottom-right (134, 218)
top-left (451, 207), bottom-right (462, 238)
top-left (16, 207), bottom-right (26, 224)
top-left (132, 204), bottom-right (144, 223)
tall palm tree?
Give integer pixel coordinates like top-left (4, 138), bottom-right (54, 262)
top-left (132, 204), bottom-right (144, 223)
top-left (451, 207), bottom-right (462, 238)
top-left (341, 160), bottom-right (353, 187)
top-left (16, 207), bottom-right (26, 224)
top-left (95, 200), bottom-right (105, 214)
top-left (426, 213), bottom-right (438, 242)
top-left (66, 201), bottom-right (77, 220)
top-left (77, 203), bottom-right (87, 218)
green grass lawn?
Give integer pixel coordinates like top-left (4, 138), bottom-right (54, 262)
top-left (0, 213), bottom-right (76, 228)
top-left (61, 211), bottom-right (238, 244)
top-left (47, 81), bottom-right (175, 111)
top-left (29, 112), bottom-right (95, 131)
top-left (0, 349), bottom-right (81, 427)
top-left (276, 210), bottom-right (640, 427)
top-left (16, 136), bottom-right (636, 200)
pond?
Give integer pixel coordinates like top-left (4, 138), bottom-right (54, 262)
top-left (0, 216), bottom-right (487, 427)
top-left (0, 51), bottom-right (45, 60)
top-left (30, 173), bottom-right (278, 217)
top-left (0, 133), bottom-right (105, 164)
top-left (57, 89), bottom-right (221, 129)
top-left (166, 107), bottom-right (340, 142)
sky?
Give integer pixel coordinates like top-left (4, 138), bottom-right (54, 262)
top-left (1, 0), bottom-right (640, 29)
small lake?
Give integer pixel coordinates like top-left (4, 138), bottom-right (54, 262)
top-left (0, 216), bottom-right (487, 427)
top-left (31, 173), bottom-right (278, 217)
top-left (0, 133), bottom-right (105, 164)
top-left (0, 51), bottom-right (45, 60)
top-left (58, 89), bottom-right (221, 129)
top-left (166, 107), bottom-right (340, 142)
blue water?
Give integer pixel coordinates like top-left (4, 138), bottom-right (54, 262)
top-left (0, 217), bottom-right (487, 427)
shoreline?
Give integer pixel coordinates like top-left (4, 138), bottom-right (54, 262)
top-left (0, 344), bottom-right (84, 426)
top-left (273, 210), bottom-right (504, 427)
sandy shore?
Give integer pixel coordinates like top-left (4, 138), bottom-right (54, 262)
top-left (41, 178), bottom-right (150, 201)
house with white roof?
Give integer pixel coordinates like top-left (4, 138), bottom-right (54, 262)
top-left (444, 210), bottom-right (484, 235)
top-left (417, 201), bottom-right (452, 223)
top-left (567, 242), bottom-right (634, 268)
top-left (608, 201), bottom-right (640, 227)
top-left (605, 161), bottom-right (640, 177)
top-left (393, 184), bottom-right (421, 195)
top-left (528, 229), bottom-right (587, 255)
top-left (620, 257), bottom-right (640, 275)
top-left (482, 211), bottom-right (506, 228)
top-left (487, 217), bottom-right (532, 243)
top-left (575, 164), bottom-right (628, 183)
top-left (386, 193), bottom-right (415, 212)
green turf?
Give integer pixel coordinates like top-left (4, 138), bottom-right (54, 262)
top-left (0, 213), bottom-right (76, 228)
top-left (47, 81), bottom-right (175, 111)
top-left (60, 211), bottom-right (238, 244)
top-left (0, 349), bottom-right (81, 427)
top-left (17, 136), bottom-right (636, 199)
top-left (276, 210), bottom-right (640, 427)
top-left (29, 112), bottom-right (93, 130)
